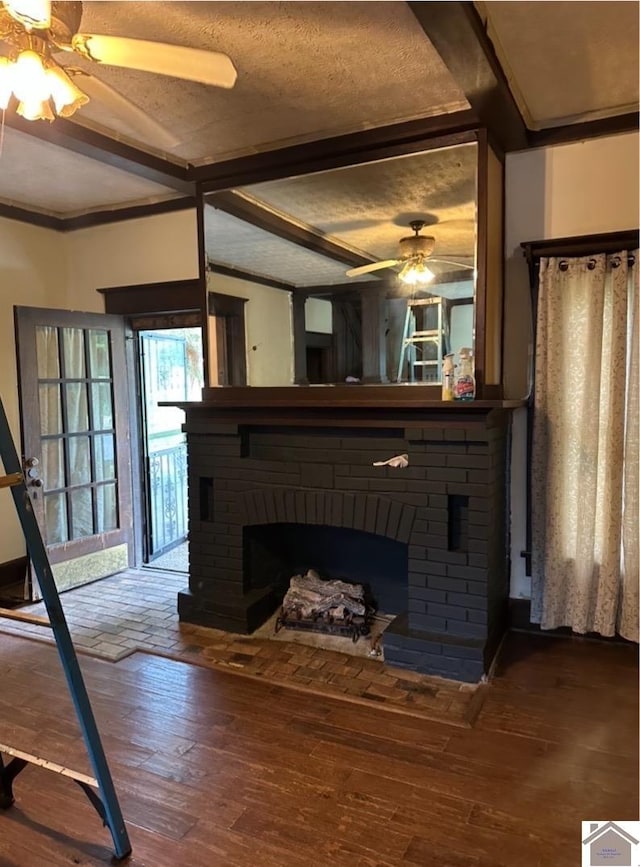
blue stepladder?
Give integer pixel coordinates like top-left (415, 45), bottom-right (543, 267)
top-left (0, 397), bottom-right (131, 860)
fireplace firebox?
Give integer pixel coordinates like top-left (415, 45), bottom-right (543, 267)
top-left (177, 395), bottom-right (516, 683)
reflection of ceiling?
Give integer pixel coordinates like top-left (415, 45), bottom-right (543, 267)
top-left (69, 1), bottom-right (468, 163)
top-left (205, 207), bottom-right (370, 287)
top-left (478, 1), bottom-right (639, 128)
top-left (205, 143), bottom-right (477, 289)
top-left (245, 144), bottom-right (477, 262)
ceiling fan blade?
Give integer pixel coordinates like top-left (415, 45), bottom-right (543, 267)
top-left (430, 258), bottom-right (475, 270)
top-left (68, 71), bottom-right (181, 150)
top-left (72, 34), bottom-right (237, 89)
top-left (346, 260), bottom-right (400, 278)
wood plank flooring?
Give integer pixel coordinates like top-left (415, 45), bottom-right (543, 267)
top-left (0, 630), bottom-right (636, 867)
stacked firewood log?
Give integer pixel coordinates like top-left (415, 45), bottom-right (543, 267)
top-left (282, 569), bottom-right (366, 621)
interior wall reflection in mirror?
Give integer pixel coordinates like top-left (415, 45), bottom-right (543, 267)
top-left (204, 141), bottom-right (477, 387)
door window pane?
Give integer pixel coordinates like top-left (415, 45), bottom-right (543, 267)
top-left (45, 493), bottom-right (68, 544)
top-left (39, 384), bottom-right (62, 435)
top-left (88, 330), bottom-right (110, 379)
top-left (96, 483), bottom-right (117, 532)
top-left (91, 382), bottom-right (113, 430)
top-left (94, 434), bottom-right (115, 482)
top-left (42, 439), bottom-right (65, 490)
top-left (70, 488), bottom-right (93, 538)
top-left (65, 383), bottom-right (89, 433)
top-left (68, 436), bottom-right (91, 486)
top-left (62, 328), bottom-right (86, 378)
top-left (36, 326), bottom-right (60, 379)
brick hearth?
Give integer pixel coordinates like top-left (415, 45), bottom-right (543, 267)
top-left (178, 404), bottom-right (512, 683)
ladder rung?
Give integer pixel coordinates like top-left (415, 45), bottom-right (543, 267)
top-left (0, 473), bottom-right (23, 489)
top-left (0, 607), bottom-right (51, 628)
top-left (407, 298), bottom-right (442, 307)
top-left (0, 743), bottom-right (98, 788)
top-left (412, 360), bottom-right (439, 366)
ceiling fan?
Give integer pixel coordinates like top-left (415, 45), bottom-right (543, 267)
top-left (346, 220), bottom-right (474, 286)
top-left (0, 0), bottom-right (237, 148)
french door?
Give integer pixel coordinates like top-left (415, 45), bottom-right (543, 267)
top-left (15, 307), bottom-right (133, 596)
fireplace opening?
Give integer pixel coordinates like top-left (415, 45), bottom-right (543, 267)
top-left (244, 523), bottom-right (408, 617)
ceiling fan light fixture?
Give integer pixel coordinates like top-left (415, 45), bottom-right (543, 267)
top-left (16, 95), bottom-right (53, 120)
top-left (3, 0), bottom-right (51, 30)
top-left (46, 65), bottom-right (89, 117)
top-left (12, 48), bottom-right (49, 103)
top-left (399, 258), bottom-right (435, 286)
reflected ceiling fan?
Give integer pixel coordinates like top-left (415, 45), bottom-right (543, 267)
top-left (346, 220), bottom-right (474, 287)
top-left (0, 0), bottom-right (237, 148)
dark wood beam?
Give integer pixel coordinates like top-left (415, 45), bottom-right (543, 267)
top-left (62, 197), bottom-right (195, 231)
top-left (0, 201), bottom-right (64, 231)
top-left (527, 113), bottom-right (640, 150)
top-left (291, 294), bottom-right (308, 385)
top-left (408, 2), bottom-right (528, 152)
top-left (360, 285), bottom-right (388, 384)
top-left (5, 113), bottom-right (194, 195)
top-left (206, 190), bottom-right (377, 270)
top-left (193, 117), bottom-right (478, 190)
top-left (98, 280), bottom-right (201, 315)
top-left (207, 260), bottom-right (295, 293)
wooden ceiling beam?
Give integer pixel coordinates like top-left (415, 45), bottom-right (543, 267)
top-left (205, 190), bottom-right (379, 271)
top-left (207, 260), bottom-right (295, 293)
top-left (4, 113), bottom-right (194, 196)
top-left (408, 2), bottom-right (528, 152)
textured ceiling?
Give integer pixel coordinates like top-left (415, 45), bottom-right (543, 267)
top-left (204, 206), bottom-right (370, 287)
top-left (478, 1), bottom-right (639, 128)
top-left (60, 1), bottom-right (468, 163)
top-left (244, 143), bottom-right (477, 264)
top-left (0, 128), bottom-right (179, 216)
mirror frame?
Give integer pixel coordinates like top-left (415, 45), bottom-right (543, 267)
top-left (196, 124), bottom-right (504, 402)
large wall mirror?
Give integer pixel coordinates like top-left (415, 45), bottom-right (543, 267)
top-left (203, 140), bottom-right (477, 388)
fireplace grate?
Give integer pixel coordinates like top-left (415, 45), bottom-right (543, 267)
top-left (274, 610), bottom-right (372, 643)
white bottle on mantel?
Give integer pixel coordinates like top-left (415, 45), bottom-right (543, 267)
top-left (442, 353), bottom-right (455, 401)
top-left (454, 348), bottom-right (476, 401)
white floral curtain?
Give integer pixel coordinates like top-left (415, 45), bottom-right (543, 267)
top-left (531, 250), bottom-right (639, 642)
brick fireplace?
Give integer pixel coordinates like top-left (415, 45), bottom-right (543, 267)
top-left (178, 394), bottom-right (515, 683)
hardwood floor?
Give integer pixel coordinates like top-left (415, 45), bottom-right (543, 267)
top-left (0, 630), bottom-right (636, 867)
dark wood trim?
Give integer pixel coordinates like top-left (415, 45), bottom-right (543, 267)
top-left (0, 197), bottom-right (195, 232)
top-left (208, 260), bottom-right (295, 292)
top-left (195, 185), bottom-right (210, 385)
top-left (195, 121), bottom-right (479, 191)
top-left (0, 201), bottom-right (65, 231)
top-left (192, 385), bottom-right (524, 409)
top-left (128, 311), bottom-right (203, 331)
top-left (206, 191), bottom-right (377, 270)
top-left (522, 230), bottom-right (640, 265)
top-left (473, 128), bottom-right (488, 395)
top-left (408, 2), bottom-right (528, 152)
top-left (5, 112), bottom-right (193, 195)
top-left (0, 556), bottom-right (27, 592)
top-left (305, 331), bottom-right (333, 349)
top-left (292, 294), bottom-right (308, 385)
top-left (98, 280), bottom-right (202, 316)
top-left (62, 196), bottom-right (195, 231)
top-left (208, 292), bottom-right (248, 317)
top-left (527, 113), bottom-right (640, 150)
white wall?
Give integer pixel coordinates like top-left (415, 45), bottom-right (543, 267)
top-left (305, 297), bottom-right (332, 333)
top-left (505, 131), bottom-right (640, 598)
top-left (66, 209), bottom-right (199, 310)
top-left (207, 272), bottom-right (293, 386)
top-left (0, 218), bottom-right (69, 560)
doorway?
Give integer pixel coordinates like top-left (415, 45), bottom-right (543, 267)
top-left (138, 327), bottom-right (203, 570)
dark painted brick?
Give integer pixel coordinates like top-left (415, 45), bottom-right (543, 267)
top-left (415, 652), bottom-right (462, 673)
top-left (300, 463), bottom-right (335, 489)
top-left (427, 467), bottom-right (467, 483)
top-left (450, 621), bottom-right (487, 638)
top-left (386, 500), bottom-right (403, 539)
top-left (427, 521), bottom-right (448, 537)
top-left (421, 427), bottom-right (445, 440)
top-left (427, 603), bottom-right (468, 621)
top-left (364, 496), bottom-right (379, 534)
top-left (353, 495), bottom-right (367, 530)
top-left (460, 659), bottom-right (485, 680)
top-left (466, 580), bottom-right (489, 597)
top-left (408, 599), bottom-right (427, 614)
top-left (422, 508), bottom-right (449, 523)
top-left (409, 614), bottom-right (447, 633)
top-left (468, 553), bottom-right (489, 568)
top-left (409, 587), bottom-right (447, 603)
top-left (447, 592), bottom-right (488, 611)
top-left (408, 572), bottom-right (428, 588)
top-left (411, 452), bottom-right (447, 467)
top-left (342, 494), bottom-right (355, 528)
top-left (446, 564), bottom-right (488, 582)
top-left (447, 454), bottom-right (490, 469)
top-left (408, 546), bottom-right (427, 561)
top-left (397, 506), bottom-right (416, 544)
top-left (467, 609), bottom-right (488, 624)
top-left (428, 575), bottom-right (467, 593)
top-left (428, 494), bottom-right (448, 508)
top-left (426, 549), bottom-right (468, 565)
top-left (335, 477), bottom-right (369, 491)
